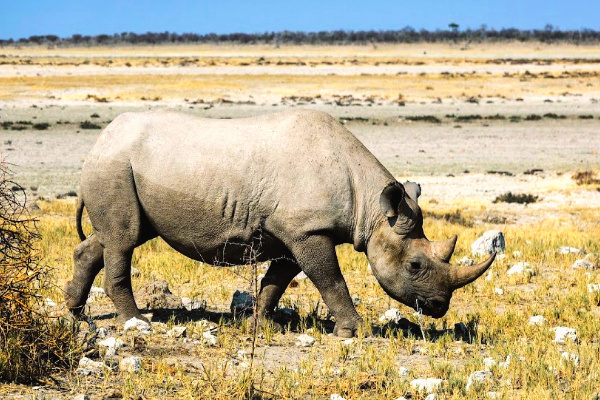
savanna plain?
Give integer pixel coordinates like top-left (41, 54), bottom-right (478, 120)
top-left (1, 42), bottom-right (600, 399)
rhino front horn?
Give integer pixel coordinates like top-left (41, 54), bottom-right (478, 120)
top-left (431, 234), bottom-right (458, 263)
top-left (450, 253), bottom-right (496, 289)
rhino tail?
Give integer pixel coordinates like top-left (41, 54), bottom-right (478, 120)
top-left (76, 197), bottom-right (87, 242)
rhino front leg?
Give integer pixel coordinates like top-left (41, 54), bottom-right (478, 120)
top-left (103, 247), bottom-right (144, 322)
top-left (256, 257), bottom-right (301, 319)
top-left (64, 234), bottom-right (104, 317)
top-left (290, 235), bottom-right (362, 338)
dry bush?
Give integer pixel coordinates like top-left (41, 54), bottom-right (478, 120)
top-left (0, 161), bottom-right (80, 383)
top-left (572, 170), bottom-right (600, 185)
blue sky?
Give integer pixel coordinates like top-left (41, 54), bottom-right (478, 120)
top-left (1, 0), bottom-right (599, 40)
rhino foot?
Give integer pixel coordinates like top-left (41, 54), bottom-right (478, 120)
top-left (247, 315), bottom-right (284, 334)
top-left (333, 317), bottom-right (363, 338)
top-left (64, 279), bottom-right (87, 316)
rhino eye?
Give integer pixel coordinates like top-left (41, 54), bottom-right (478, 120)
top-left (409, 262), bottom-right (421, 270)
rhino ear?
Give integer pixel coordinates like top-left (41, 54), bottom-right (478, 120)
top-left (403, 181), bottom-right (421, 204)
top-left (379, 182), bottom-right (405, 217)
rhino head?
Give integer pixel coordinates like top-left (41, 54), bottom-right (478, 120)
top-left (367, 181), bottom-right (495, 318)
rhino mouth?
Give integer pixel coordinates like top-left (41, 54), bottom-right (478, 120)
top-left (414, 297), bottom-right (449, 319)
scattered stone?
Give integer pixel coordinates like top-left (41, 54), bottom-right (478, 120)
top-left (98, 337), bottom-right (125, 356)
top-left (130, 267), bottom-right (141, 277)
top-left (552, 326), bottom-right (578, 344)
top-left (330, 395), bottom-right (346, 400)
top-left (202, 330), bottom-right (219, 346)
top-left (558, 246), bottom-right (582, 255)
top-left (472, 230), bottom-right (505, 257)
top-left (342, 338), bottom-right (354, 345)
top-left (88, 286), bottom-right (106, 301)
top-left (506, 262), bottom-right (536, 276)
top-left (560, 351), bottom-right (580, 365)
top-left (410, 378), bottom-right (443, 393)
top-left (458, 256), bottom-right (475, 266)
top-left (466, 370), bottom-right (494, 390)
top-left (499, 355), bottom-right (511, 368)
top-left (72, 395), bottom-right (90, 400)
top-left (483, 357), bottom-right (497, 370)
top-left (496, 253), bottom-right (507, 260)
top-left (136, 280), bottom-right (183, 310)
top-left (572, 259), bottom-right (595, 270)
top-left (296, 271), bottom-right (308, 280)
top-left (485, 270), bottom-right (498, 281)
top-left (167, 326), bottom-right (187, 338)
top-left (487, 392), bottom-right (501, 399)
top-left (379, 308), bottom-right (402, 324)
top-left (494, 287), bottom-right (504, 295)
top-left (44, 298), bottom-right (56, 308)
top-left (181, 297), bottom-right (205, 311)
top-left (77, 357), bottom-right (105, 376)
top-left (119, 356), bottom-right (141, 373)
top-left (399, 366), bottom-right (410, 376)
top-left (425, 394), bottom-right (436, 400)
top-left (124, 317), bottom-right (152, 334)
top-left (230, 290), bottom-right (255, 315)
top-left (529, 315), bottom-right (547, 325)
top-left (351, 294), bottom-right (361, 305)
top-left (296, 333), bottom-right (316, 347)
top-left (588, 283), bottom-right (600, 293)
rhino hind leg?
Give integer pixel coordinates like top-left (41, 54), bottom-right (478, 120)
top-left (64, 233), bottom-right (104, 316)
top-left (290, 235), bottom-right (363, 338)
top-left (256, 258), bottom-right (301, 320)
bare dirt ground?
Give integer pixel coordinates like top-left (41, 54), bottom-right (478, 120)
top-left (1, 42), bottom-right (599, 399)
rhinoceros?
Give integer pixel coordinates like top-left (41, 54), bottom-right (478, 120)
top-left (64, 109), bottom-right (494, 337)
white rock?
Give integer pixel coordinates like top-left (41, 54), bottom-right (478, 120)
top-left (130, 266), bottom-right (141, 277)
top-left (458, 256), bottom-right (475, 266)
top-left (483, 357), bottom-right (497, 370)
top-left (496, 253), bottom-right (507, 260)
top-left (98, 337), bottom-right (125, 356)
top-left (399, 366), bottom-right (410, 376)
top-left (558, 246), bottom-right (582, 255)
top-left (410, 378), bottom-right (443, 393)
top-left (342, 338), bottom-right (354, 345)
top-left (77, 357), bottom-right (105, 375)
top-left (394, 398), bottom-right (408, 400)
top-left (167, 326), bottom-right (187, 338)
top-left (506, 262), bottom-right (535, 276)
top-left (425, 394), bottom-right (436, 400)
top-left (330, 395), bottom-right (346, 400)
top-left (296, 271), bottom-right (308, 280)
top-left (560, 351), bottom-right (580, 365)
top-left (44, 298), bottom-right (56, 308)
top-left (379, 308), bottom-right (402, 324)
top-left (124, 317), bottom-right (152, 334)
top-left (202, 330), bottom-right (219, 346)
top-left (572, 259), bottom-right (595, 270)
top-left (119, 356), bottom-right (141, 373)
top-left (181, 297), bottom-right (205, 311)
top-left (296, 333), bottom-right (316, 347)
top-left (466, 370), bottom-right (494, 390)
top-left (485, 270), bottom-right (498, 281)
top-left (588, 283), bottom-right (600, 293)
top-left (487, 392), bottom-right (501, 399)
top-left (552, 326), bottom-right (578, 344)
top-left (494, 287), bottom-right (504, 295)
top-left (472, 230), bottom-right (505, 257)
top-left (230, 290), bottom-right (255, 314)
top-left (88, 286), bottom-right (106, 301)
top-left (529, 315), bottom-right (547, 325)
top-left (72, 395), bottom-right (91, 400)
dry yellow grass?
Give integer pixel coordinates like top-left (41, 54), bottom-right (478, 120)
top-left (26, 196), bottom-right (600, 399)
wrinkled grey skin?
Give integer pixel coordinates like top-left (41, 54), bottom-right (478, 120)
top-left (64, 109), bottom-right (494, 337)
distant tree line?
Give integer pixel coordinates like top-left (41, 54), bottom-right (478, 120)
top-left (2, 26), bottom-right (600, 46)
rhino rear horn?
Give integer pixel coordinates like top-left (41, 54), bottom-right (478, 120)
top-left (431, 234), bottom-right (458, 263)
